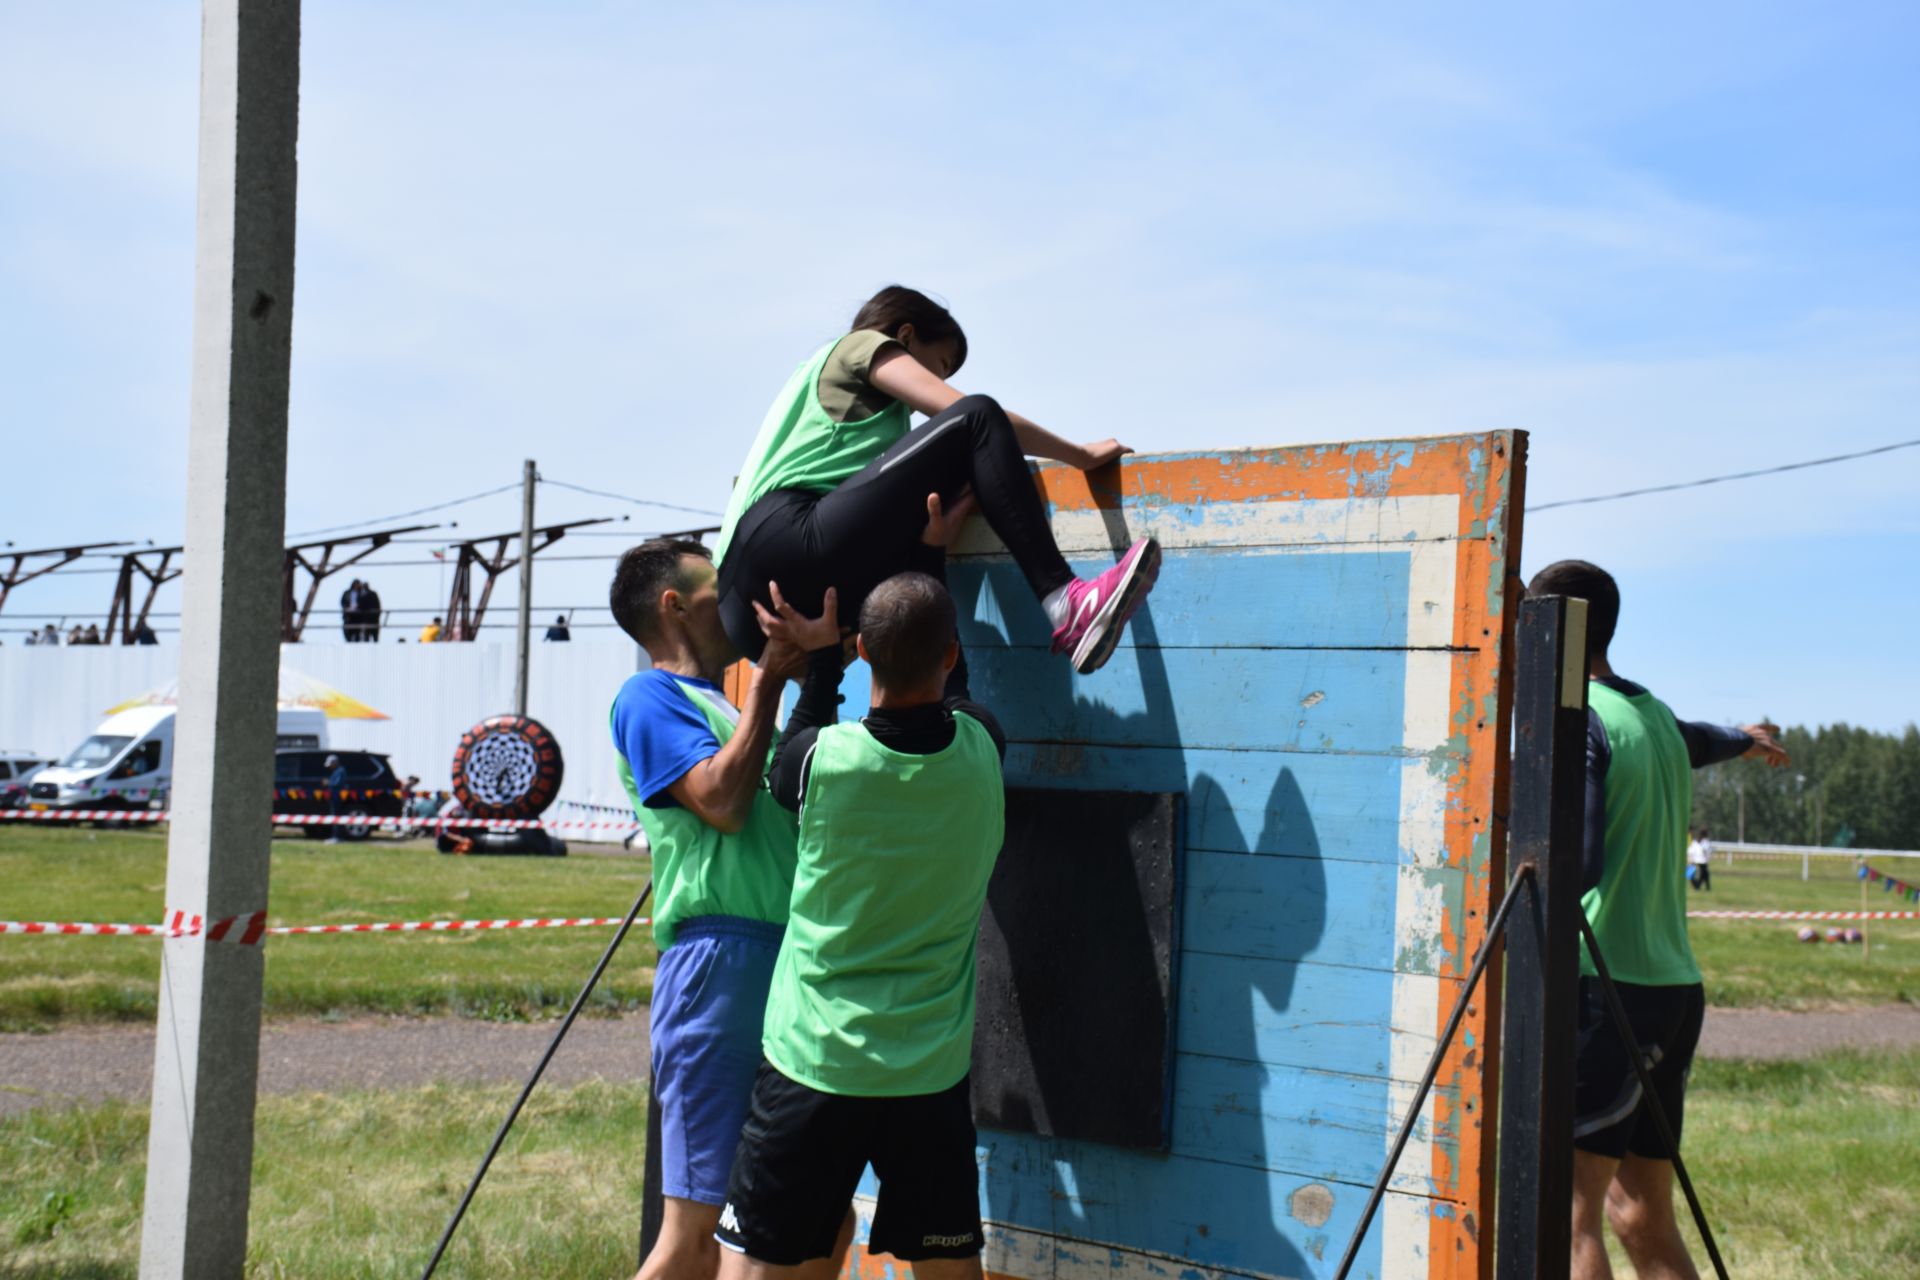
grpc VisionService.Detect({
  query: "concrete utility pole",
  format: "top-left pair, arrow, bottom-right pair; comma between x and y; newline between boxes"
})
139,3 -> 299,1277
514,458 -> 536,716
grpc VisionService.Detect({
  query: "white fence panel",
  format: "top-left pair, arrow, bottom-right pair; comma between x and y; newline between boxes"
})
0,641 -> 645,808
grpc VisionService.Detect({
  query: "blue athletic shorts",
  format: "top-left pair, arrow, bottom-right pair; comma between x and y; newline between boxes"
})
651,915 -> 784,1205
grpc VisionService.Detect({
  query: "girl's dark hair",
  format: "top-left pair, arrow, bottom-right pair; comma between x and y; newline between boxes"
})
851,286 -> 967,373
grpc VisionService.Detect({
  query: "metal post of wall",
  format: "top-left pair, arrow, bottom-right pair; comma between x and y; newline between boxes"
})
1495,594 -> 1590,1278
514,459 -> 535,716
138,2 -> 299,1276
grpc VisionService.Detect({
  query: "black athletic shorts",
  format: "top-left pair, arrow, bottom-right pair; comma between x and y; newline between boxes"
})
715,1058 -> 983,1265
1573,978 -> 1706,1161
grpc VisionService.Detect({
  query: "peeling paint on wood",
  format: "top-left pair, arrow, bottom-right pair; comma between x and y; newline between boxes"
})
838,434 -> 1520,1280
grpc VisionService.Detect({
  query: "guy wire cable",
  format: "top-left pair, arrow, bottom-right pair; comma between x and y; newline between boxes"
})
420,877 -> 654,1280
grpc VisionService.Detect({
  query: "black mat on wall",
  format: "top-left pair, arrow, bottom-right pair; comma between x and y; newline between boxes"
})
641,786 -> 1182,1261
970,786 -> 1182,1150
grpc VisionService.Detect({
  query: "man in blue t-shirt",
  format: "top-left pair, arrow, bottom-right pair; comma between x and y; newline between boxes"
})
610,538 -> 840,1280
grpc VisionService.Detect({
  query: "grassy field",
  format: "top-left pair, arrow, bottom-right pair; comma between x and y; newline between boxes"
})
3,1052 -> 1917,1278
1686,851 -> 1920,1008
0,827 -> 658,1032
1608,1050 -> 1920,1278
3,827 -> 1914,1030
0,1080 -> 648,1278
3,829 -> 1917,1275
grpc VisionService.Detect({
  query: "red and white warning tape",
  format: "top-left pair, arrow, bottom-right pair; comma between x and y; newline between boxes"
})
1688,910 -> 1920,920
0,913 -> 650,944
3,809 -> 168,823
0,810 -> 641,832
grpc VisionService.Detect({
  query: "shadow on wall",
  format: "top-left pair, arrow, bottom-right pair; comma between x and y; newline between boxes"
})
950,541 -> 1331,1278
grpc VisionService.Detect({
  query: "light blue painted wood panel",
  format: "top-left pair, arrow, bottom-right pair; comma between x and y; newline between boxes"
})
1184,849 -> 1464,977
1176,951 -> 1463,1082
965,647 -> 1419,755
1011,1129 -> 1448,1280
948,549 -> 1419,653
1007,743 -> 1411,864
1170,1052 -> 1455,1194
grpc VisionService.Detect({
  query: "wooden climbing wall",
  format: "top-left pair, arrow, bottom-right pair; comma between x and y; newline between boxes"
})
842,432 -> 1525,1280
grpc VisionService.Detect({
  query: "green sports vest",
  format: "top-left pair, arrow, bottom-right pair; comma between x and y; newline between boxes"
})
762,713 -> 1005,1097
713,338 -> 913,566
614,680 -> 799,950
1582,681 -> 1700,986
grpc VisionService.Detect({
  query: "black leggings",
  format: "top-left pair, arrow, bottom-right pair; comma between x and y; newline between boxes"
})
718,394 -> 1075,663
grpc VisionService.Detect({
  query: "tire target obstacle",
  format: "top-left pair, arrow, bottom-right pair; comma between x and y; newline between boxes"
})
447,714 -> 567,855
851,436 -> 1525,1280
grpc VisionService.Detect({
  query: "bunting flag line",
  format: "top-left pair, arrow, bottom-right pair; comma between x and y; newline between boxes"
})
1857,859 -> 1920,904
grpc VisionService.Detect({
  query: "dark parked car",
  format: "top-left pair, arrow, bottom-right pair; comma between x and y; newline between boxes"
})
274,748 -> 405,840
0,753 -> 53,810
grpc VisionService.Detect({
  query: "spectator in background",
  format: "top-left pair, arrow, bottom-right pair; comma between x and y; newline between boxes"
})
340,581 -> 361,642
324,754 -> 347,844
420,617 -> 444,643
82,624 -> 102,645
363,582 -> 383,642
24,627 -> 41,646
66,625 -> 85,645
38,624 -> 59,646
545,614 -> 571,642
133,620 -> 159,645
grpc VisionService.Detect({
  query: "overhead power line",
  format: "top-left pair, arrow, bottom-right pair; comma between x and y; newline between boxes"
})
1528,436 -> 1920,513
539,477 -> 722,517
286,482 -> 523,539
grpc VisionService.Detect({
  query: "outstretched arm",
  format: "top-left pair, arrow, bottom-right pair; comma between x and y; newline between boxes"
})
868,347 -> 1131,469
1675,718 -> 1789,770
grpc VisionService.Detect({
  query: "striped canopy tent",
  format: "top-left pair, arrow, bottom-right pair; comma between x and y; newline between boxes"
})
107,665 -> 389,720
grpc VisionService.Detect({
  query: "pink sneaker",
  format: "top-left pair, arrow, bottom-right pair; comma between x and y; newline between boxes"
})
1050,538 -> 1162,674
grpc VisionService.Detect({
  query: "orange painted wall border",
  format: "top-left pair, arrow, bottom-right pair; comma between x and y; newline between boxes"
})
793,432 -> 1526,1280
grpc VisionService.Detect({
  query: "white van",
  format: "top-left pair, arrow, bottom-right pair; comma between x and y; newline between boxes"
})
27,706 -> 328,811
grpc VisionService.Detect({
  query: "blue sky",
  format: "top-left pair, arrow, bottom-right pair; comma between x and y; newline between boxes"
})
2,2 -> 1915,730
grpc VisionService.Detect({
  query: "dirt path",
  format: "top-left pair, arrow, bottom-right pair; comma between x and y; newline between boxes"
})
0,1015 -> 650,1117
5,1005 -> 1918,1117
1694,1003 -> 1920,1061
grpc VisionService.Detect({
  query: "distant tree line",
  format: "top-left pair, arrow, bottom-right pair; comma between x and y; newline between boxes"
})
1692,723 -> 1920,851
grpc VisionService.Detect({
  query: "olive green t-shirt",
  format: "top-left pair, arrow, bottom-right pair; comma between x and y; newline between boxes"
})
816,330 -> 903,424
761,713 -> 1006,1097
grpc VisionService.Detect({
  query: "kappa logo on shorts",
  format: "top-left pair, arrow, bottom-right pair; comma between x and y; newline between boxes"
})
922,1232 -> 978,1248
718,1203 -> 742,1234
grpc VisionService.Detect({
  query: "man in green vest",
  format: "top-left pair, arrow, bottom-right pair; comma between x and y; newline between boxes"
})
610,539 -> 842,1280
714,572 -> 1007,1280
1528,561 -> 1788,1280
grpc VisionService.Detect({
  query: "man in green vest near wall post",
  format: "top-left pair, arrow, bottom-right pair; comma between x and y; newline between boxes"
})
610,538 -> 843,1280
715,571 -> 1008,1280
1528,561 -> 1789,1280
